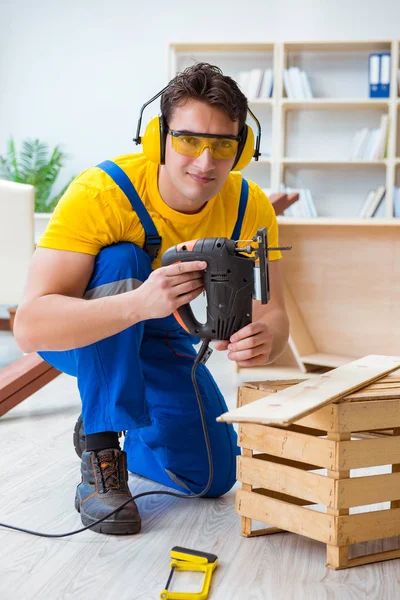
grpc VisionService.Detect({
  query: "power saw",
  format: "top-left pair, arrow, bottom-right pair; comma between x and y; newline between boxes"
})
161,227 -> 291,340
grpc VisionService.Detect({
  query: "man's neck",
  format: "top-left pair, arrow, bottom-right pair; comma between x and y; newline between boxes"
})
157,165 -> 207,215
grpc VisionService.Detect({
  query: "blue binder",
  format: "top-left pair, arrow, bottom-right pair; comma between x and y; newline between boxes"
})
369,53 -> 380,98
379,52 -> 391,98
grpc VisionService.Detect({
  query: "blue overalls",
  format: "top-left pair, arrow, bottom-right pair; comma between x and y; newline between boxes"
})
39,161 -> 249,498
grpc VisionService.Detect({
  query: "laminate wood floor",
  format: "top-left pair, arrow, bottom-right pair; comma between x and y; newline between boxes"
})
1,347 -> 399,600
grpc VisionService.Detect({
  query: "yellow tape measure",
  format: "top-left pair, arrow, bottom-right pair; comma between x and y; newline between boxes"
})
160,546 -> 218,600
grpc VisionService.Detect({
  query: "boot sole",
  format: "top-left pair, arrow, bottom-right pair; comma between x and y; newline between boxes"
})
73,414 -> 85,459
75,494 -> 141,535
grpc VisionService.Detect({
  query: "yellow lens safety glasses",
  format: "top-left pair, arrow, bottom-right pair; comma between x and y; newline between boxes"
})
168,129 -> 240,160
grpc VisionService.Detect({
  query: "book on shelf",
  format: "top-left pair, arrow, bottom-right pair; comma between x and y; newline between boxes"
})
237,68 -> 273,100
283,67 -> 313,99
369,53 -> 391,98
359,186 -> 386,218
348,115 -> 389,160
280,186 -> 318,218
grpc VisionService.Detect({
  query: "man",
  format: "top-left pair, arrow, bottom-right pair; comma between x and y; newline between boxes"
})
14,63 -> 289,535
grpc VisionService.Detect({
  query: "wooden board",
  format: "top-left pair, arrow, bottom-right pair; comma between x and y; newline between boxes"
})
217,355 -> 400,426
0,353 -> 60,417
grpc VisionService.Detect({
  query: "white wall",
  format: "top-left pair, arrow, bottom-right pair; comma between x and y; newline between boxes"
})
1,0 -> 400,193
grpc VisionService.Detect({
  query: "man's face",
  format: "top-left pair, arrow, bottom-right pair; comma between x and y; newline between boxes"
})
161,99 -> 240,212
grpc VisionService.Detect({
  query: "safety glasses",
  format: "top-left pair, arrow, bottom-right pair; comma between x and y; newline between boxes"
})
168,129 -> 240,160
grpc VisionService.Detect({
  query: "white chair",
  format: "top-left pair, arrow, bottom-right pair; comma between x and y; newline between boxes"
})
0,179 -> 35,306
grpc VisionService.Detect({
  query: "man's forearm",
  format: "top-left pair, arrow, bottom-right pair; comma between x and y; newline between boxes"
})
254,305 -> 290,364
14,290 -> 143,353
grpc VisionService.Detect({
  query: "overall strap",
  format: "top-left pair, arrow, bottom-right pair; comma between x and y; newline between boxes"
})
231,177 -> 249,240
96,159 -> 161,260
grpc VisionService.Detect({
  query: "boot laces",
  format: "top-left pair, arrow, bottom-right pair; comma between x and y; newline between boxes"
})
96,452 -> 123,492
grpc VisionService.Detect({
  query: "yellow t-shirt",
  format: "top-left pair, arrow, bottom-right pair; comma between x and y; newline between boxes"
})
37,153 -> 282,269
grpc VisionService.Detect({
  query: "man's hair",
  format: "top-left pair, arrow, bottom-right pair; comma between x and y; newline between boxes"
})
161,62 -> 248,132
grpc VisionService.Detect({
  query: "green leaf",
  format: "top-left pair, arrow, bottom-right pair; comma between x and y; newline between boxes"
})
0,137 -> 71,212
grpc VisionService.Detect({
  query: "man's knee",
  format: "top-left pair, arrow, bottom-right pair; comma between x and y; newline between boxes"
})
189,440 -> 239,498
86,242 -> 152,295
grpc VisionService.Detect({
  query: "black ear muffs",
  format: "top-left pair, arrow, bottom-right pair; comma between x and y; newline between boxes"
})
231,125 -> 256,171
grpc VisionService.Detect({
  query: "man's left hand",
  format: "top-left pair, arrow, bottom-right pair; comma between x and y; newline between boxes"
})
214,321 -> 273,367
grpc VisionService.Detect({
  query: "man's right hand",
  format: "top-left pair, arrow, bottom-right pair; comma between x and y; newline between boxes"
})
135,261 -> 207,320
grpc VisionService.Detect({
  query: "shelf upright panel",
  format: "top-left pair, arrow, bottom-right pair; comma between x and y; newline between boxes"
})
385,40 -> 400,216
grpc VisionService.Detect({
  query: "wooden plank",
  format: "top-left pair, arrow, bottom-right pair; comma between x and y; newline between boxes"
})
0,317 -> 10,331
344,389 -> 400,401
0,354 -> 60,417
238,455 -> 334,506
364,382 -> 400,390
295,406 -> 337,432
240,448 -> 253,536
336,400 -> 400,432
241,379 -> 304,391
337,508 -> 400,545
344,549 -> 400,569
237,387 -> 274,407
0,368 -> 61,417
218,355 -> 400,426
236,489 -> 336,545
238,424 -> 336,469
0,353 -> 51,402
337,437 -> 400,470
391,428 -> 400,509
238,382 -> 337,432
301,353 -> 354,368
337,473 -> 400,508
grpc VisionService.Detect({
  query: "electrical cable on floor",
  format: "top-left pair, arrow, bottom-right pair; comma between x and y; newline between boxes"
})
0,339 -> 213,539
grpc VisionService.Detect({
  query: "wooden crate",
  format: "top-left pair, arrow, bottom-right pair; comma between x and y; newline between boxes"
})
236,377 -> 400,569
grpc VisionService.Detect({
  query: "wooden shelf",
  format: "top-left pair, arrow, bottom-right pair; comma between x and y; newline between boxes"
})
281,99 -> 390,110
277,216 -> 400,226
169,42 -> 274,53
249,99 -> 274,106
282,159 -> 387,167
283,40 -> 392,52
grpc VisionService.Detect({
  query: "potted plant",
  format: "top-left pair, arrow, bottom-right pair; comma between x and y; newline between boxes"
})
0,137 -> 74,237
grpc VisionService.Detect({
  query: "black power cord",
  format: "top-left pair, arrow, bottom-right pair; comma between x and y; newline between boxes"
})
0,339 -> 213,539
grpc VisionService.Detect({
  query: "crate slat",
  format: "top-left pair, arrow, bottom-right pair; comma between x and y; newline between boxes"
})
336,399 -> 400,432
236,489 -> 336,545
337,473 -> 400,508
337,437 -> 400,469
239,424 -> 336,469
337,509 -> 400,545
238,455 -> 334,506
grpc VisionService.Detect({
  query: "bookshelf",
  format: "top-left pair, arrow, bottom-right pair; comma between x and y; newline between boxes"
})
168,41 -> 400,371
168,40 -> 400,220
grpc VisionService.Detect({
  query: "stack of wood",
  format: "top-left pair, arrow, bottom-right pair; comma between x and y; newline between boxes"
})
218,355 -> 400,570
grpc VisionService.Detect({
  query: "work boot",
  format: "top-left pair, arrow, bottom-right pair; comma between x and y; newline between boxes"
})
75,448 -> 141,535
73,413 -> 86,458
73,413 -> 126,459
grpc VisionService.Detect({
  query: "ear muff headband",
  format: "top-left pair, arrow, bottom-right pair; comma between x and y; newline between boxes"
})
134,86 -> 261,170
